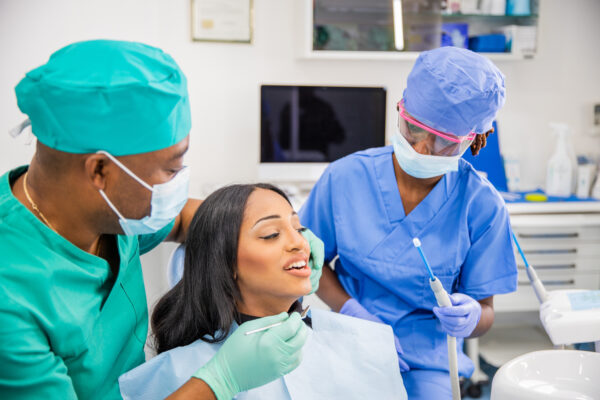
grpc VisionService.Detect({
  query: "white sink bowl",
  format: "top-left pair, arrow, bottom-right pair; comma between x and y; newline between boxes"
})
491,350 -> 600,400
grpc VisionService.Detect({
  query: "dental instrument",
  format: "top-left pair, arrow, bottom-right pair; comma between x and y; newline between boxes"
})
245,306 -> 311,336
412,238 -> 461,400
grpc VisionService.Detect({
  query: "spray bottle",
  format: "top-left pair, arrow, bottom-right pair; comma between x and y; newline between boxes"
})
545,123 -> 574,197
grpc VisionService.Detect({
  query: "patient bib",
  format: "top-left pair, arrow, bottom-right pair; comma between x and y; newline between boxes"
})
119,309 -> 406,399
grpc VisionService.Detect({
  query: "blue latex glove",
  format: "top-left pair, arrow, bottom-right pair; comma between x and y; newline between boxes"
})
301,228 -> 324,294
433,293 -> 482,338
194,312 -> 308,400
340,298 -> 410,372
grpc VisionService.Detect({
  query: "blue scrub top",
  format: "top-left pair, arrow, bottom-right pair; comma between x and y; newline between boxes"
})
299,146 -> 518,376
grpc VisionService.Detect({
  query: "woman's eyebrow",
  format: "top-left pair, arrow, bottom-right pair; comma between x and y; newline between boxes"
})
252,215 -> 280,228
252,211 -> 298,228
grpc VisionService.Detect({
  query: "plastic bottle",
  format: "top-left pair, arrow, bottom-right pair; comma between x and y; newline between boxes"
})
545,123 -> 573,197
592,160 -> 600,200
576,156 -> 596,199
503,156 -> 521,192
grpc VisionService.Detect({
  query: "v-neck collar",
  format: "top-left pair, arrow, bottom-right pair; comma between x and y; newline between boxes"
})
374,148 -> 454,225
2,166 -> 127,279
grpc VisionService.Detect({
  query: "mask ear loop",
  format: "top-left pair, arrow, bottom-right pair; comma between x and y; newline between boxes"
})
98,189 -> 127,221
96,150 -> 153,191
98,188 -> 134,235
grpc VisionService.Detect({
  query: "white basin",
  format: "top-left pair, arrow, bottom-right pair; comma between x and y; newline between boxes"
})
491,350 -> 600,400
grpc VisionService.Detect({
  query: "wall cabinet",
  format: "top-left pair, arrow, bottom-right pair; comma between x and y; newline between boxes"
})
299,0 -> 539,61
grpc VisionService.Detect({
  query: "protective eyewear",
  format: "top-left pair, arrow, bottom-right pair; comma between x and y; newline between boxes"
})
397,100 -> 475,157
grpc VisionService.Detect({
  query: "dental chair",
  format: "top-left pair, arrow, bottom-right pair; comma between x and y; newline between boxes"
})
167,244 -> 185,288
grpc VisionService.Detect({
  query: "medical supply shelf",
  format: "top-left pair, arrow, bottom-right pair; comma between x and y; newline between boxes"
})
496,201 -> 600,313
297,50 -> 526,61
298,0 -> 539,61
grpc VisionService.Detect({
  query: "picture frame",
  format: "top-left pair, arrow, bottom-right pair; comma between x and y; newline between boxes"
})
191,0 -> 253,43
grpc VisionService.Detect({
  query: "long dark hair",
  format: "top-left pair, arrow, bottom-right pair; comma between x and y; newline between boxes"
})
151,183 -> 291,354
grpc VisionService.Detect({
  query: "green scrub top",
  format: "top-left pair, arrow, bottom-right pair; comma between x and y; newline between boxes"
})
0,166 -> 175,399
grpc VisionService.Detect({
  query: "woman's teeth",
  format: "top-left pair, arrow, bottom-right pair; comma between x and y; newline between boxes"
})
285,261 -> 307,270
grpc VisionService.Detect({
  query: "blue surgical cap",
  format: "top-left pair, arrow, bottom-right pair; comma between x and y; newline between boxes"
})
15,40 -> 191,156
402,47 -> 505,136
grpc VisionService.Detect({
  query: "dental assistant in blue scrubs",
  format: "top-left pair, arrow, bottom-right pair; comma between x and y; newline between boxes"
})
299,47 -> 518,399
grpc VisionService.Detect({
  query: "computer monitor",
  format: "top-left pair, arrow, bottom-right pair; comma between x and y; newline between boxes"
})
259,85 -> 386,181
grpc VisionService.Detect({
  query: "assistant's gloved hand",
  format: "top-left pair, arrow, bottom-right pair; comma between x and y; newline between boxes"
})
193,312 -> 309,400
340,298 -> 410,372
301,228 -> 324,294
433,293 -> 482,338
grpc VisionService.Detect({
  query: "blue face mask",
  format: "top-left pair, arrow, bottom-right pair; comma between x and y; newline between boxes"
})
97,151 -> 190,236
391,128 -> 461,179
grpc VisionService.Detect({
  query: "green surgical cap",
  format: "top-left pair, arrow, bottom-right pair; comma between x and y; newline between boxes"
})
15,40 -> 191,156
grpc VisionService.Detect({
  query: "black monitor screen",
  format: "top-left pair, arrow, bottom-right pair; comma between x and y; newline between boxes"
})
261,85 -> 386,163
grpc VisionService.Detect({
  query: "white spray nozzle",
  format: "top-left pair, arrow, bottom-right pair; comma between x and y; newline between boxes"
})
412,238 -> 421,247
549,122 -> 570,136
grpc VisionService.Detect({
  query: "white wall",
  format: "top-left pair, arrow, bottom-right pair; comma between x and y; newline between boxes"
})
2,0 -> 599,312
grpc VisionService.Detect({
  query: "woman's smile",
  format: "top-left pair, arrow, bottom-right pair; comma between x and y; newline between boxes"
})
283,256 -> 311,277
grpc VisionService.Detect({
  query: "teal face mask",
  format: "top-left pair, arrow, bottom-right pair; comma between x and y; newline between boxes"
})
97,151 -> 189,236
391,128 -> 460,179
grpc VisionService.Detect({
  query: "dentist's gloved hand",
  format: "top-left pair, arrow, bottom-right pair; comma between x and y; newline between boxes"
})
301,228 -> 324,294
433,293 -> 482,338
340,298 -> 410,372
193,312 -> 309,400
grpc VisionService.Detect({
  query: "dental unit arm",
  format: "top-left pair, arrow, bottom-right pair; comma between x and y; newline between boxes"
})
511,232 -> 547,304
512,231 -> 600,350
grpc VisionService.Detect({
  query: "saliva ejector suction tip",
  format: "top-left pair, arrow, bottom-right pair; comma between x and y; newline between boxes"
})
412,237 -> 435,281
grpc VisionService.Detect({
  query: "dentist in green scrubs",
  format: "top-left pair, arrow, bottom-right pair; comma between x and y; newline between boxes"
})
0,40 -> 323,400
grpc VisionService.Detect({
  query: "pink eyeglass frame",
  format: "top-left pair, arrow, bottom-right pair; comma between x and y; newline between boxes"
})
397,100 -> 476,143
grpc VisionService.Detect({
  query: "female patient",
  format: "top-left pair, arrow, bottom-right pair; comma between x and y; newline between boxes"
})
119,184 -> 406,399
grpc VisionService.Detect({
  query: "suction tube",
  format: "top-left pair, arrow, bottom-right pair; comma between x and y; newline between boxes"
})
511,232 -> 548,303
413,238 -> 461,400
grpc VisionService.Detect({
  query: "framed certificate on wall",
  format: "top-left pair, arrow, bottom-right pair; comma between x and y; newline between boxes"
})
191,0 -> 253,43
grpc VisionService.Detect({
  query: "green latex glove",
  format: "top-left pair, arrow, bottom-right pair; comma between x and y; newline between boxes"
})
301,228 -> 325,294
193,312 -> 308,400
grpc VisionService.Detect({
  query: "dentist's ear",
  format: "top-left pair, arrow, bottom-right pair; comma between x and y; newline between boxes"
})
84,153 -> 111,191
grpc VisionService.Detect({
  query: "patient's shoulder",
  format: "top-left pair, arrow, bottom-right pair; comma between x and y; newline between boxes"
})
119,338 -> 223,400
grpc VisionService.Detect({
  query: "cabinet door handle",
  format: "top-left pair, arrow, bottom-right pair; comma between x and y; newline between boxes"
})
532,264 -> 576,270
543,279 -> 576,286
524,248 -> 577,255
518,232 -> 579,239
518,279 -> 575,286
